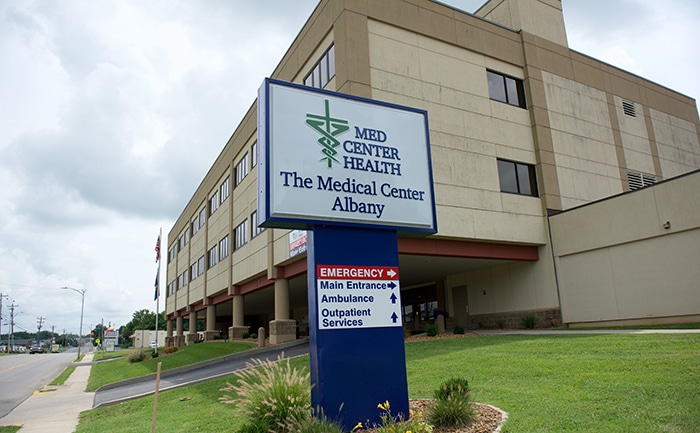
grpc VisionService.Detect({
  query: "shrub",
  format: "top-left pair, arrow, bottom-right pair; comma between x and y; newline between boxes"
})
127,350 -> 147,363
152,351 -> 159,358
521,314 -> 537,329
427,395 -> 474,428
425,324 -> 438,337
286,412 -> 345,433
164,346 -> 178,354
496,320 -> 505,329
241,332 -> 250,339
433,377 -> 471,401
250,333 -> 257,339
219,354 -> 312,433
428,377 -> 474,428
453,325 -> 464,335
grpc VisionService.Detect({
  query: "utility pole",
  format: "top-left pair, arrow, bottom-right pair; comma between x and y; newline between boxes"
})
9,301 -> 18,352
0,293 -> 7,351
37,316 -> 45,345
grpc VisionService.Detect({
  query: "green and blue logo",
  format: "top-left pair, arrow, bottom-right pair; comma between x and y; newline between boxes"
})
306,100 -> 349,168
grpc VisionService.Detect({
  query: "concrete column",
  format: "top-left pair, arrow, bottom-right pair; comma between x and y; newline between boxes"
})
274,278 -> 290,320
165,319 -> 174,347
229,294 -> 248,340
270,278 -> 296,344
186,311 -> 198,345
204,304 -> 218,341
175,316 -> 185,347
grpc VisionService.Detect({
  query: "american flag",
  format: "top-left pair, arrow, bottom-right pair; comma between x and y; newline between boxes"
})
155,232 -> 161,263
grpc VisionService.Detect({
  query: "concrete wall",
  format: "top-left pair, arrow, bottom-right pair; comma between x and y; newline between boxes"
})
550,171 -> 700,326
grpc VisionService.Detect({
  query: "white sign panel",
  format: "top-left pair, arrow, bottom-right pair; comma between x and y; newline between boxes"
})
316,265 -> 402,330
258,78 -> 437,234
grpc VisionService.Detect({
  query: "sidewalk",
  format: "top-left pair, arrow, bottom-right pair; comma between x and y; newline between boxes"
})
0,352 -> 95,433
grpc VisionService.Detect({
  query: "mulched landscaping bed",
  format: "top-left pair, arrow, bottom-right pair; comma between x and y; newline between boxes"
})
359,400 -> 507,433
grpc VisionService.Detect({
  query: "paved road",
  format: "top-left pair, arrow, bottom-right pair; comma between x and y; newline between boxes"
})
93,339 -> 310,408
0,348 -> 79,418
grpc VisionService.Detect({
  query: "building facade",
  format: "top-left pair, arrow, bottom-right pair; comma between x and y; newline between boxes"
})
164,0 -> 700,345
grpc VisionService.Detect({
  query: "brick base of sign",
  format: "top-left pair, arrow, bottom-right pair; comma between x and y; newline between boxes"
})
465,308 -> 562,330
269,319 -> 297,344
228,326 -> 250,341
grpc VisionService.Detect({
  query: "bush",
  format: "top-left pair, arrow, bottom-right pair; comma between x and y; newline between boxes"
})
286,413 -> 345,433
250,333 -> 258,339
427,395 -> 475,428
219,354 -> 312,433
164,346 -> 178,354
425,324 -> 438,337
428,377 -> 474,428
241,332 -> 250,339
433,377 -> 471,401
127,350 -> 147,363
453,325 -> 464,335
521,314 -> 537,329
152,351 -> 159,358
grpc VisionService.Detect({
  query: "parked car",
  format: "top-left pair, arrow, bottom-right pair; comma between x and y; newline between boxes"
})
149,341 -> 157,348
29,345 -> 46,354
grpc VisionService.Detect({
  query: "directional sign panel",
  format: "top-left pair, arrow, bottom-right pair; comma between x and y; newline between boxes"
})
316,265 -> 401,330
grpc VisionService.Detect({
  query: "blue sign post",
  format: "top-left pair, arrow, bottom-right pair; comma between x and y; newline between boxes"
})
307,225 -> 408,429
258,78 -> 436,431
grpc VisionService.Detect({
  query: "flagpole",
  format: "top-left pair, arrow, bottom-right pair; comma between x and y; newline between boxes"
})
154,228 -> 162,353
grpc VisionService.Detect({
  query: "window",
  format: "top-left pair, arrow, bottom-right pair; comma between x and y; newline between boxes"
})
497,159 -> 538,197
251,211 -> 265,238
234,220 -> 248,250
304,45 -> 335,89
192,215 -> 199,236
178,270 -> 188,290
199,207 -> 206,228
168,245 -> 178,262
235,153 -> 249,186
220,176 -> 230,203
487,70 -> 526,108
251,141 -> 258,168
178,229 -> 189,250
190,261 -> 198,282
197,256 -> 205,276
219,235 -> 229,261
207,245 -> 218,269
209,191 -> 219,215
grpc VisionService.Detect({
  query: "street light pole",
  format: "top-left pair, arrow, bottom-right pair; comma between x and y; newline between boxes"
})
61,287 -> 86,360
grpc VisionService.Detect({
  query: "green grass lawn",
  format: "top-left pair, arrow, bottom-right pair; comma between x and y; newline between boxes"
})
73,334 -> 699,433
86,341 -> 256,391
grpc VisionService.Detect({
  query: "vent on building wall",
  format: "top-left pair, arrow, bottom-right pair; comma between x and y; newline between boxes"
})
627,171 -> 656,190
622,100 -> 636,117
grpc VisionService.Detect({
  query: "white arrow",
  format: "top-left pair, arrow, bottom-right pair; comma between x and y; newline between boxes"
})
387,269 -> 397,278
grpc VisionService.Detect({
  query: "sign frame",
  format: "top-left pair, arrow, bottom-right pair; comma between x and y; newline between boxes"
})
257,78 -> 437,236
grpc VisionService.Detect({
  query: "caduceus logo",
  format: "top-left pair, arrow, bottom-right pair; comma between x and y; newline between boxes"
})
306,99 -> 349,168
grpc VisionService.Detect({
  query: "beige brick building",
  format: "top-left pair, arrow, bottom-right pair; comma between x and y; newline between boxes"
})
164,0 -> 700,345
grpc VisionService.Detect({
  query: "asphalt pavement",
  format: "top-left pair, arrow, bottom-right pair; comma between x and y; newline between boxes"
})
0,352 -> 96,433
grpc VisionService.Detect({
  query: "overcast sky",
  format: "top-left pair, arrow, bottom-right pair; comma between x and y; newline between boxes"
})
1,0 -> 698,339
